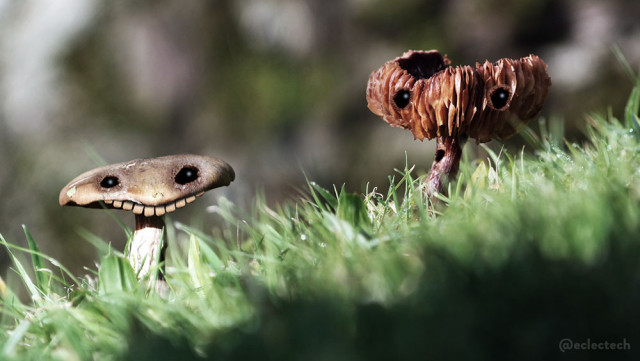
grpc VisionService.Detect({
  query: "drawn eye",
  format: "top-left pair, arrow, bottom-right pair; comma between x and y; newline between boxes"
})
489,88 -> 511,110
393,90 -> 411,108
175,166 -> 199,185
100,176 -> 119,188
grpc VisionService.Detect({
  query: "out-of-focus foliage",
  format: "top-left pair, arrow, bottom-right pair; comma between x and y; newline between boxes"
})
0,0 -> 639,278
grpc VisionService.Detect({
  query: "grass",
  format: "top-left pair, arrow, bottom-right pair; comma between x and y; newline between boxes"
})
1,79 -> 640,360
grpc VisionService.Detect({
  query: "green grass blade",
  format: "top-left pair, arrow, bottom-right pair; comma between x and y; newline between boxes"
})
22,225 -> 50,295
310,181 -> 339,210
177,224 -> 228,270
98,255 -> 137,294
76,228 -> 121,258
624,80 -> 640,133
188,233 -> 207,292
0,235 -> 42,302
82,142 -> 108,166
1,319 -> 31,358
0,238 -> 81,287
337,191 -> 372,235
612,44 -> 637,82
0,275 -> 23,309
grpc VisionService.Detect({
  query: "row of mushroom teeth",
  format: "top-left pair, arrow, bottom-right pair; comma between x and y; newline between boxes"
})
103,191 -> 205,217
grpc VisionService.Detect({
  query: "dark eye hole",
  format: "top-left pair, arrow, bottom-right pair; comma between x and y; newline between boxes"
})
100,176 -> 119,188
393,90 -> 411,108
175,166 -> 199,185
490,88 -> 511,109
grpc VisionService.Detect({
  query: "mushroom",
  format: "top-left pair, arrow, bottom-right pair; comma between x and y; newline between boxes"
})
366,50 -> 551,201
59,154 -> 235,281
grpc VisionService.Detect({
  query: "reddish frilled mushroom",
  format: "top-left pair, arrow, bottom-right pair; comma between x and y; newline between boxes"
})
59,154 -> 235,280
366,50 -> 551,200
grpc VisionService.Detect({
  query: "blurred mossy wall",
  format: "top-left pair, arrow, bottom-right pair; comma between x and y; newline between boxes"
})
0,0 -> 639,274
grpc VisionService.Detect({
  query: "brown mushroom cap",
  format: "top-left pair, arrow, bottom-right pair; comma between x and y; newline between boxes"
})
366,50 -> 551,143
59,154 -> 235,217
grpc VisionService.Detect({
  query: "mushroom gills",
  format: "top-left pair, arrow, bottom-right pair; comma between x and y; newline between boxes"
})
105,191 -> 206,217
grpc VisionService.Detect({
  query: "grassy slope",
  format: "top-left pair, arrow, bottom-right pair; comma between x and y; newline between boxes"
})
1,82 -> 640,360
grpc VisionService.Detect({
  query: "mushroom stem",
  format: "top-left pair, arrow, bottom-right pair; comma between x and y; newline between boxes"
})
129,215 -> 166,281
425,136 -> 465,204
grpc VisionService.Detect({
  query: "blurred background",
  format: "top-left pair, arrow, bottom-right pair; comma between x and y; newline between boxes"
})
0,0 -> 639,275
